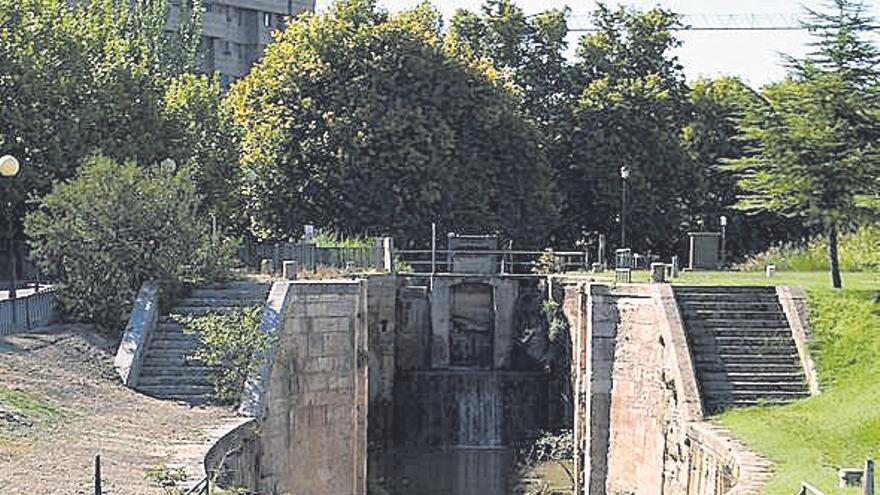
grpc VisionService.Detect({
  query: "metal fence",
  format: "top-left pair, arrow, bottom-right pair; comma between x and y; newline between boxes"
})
395,249 -> 590,275
0,286 -> 60,335
240,242 -> 378,273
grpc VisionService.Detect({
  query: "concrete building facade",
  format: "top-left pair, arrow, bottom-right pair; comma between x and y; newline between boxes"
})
169,0 -> 316,85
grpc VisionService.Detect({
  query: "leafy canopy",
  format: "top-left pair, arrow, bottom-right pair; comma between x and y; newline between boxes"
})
228,0 -> 557,246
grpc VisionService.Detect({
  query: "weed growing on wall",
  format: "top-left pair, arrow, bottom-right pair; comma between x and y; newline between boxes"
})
175,306 -> 272,404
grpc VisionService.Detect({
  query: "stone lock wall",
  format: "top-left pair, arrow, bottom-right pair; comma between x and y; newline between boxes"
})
256,281 -> 368,495
563,280 -> 766,495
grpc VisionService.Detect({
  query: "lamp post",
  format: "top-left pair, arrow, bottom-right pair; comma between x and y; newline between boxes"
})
620,165 -> 631,248
720,215 -> 728,268
1,155 -> 21,306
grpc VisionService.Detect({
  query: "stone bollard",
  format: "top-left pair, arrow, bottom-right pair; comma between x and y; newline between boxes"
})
671,255 -> 680,278
650,262 -> 667,283
260,258 -> 274,275
591,262 -> 603,273
282,261 -> 298,280
766,264 -> 776,278
864,459 -> 875,495
841,468 -> 863,488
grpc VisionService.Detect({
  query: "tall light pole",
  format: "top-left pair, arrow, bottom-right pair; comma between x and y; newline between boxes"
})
1,155 -> 21,305
620,165 -> 630,248
720,215 -> 728,268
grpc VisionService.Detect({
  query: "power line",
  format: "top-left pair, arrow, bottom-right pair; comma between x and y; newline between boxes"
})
568,12 -> 812,32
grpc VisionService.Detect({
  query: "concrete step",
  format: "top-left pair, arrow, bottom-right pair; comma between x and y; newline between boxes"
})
688,327 -> 793,338
686,319 -> 790,329
712,345 -> 799,355
682,310 -> 788,321
166,307 -> 250,317
142,355 -> 205,367
175,297 -> 265,308
674,286 -> 776,294
188,287 -> 268,300
675,293 -> 780,303
700,380 -> 807,393
146,340 -> 200,351
140,366 -> 212,376
138,374 -> 212,386
679,301 -> 783,312
696,356 -> 802,373
701,371 -> 806,382
691,335 -> 796,347
195,281 -> 267,290
150,332 -> 200,342
136,384 -> 214,396
694,353 -> 801,365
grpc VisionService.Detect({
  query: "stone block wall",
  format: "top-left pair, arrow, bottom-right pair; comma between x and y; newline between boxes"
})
562,280 -> 767,495
257,281 -> 368,495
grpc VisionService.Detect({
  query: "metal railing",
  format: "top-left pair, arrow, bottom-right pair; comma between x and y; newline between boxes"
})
0,285 -> 59,335
394,248 -> 590,274
797,482 -> 827,495
240,242 -> 377,273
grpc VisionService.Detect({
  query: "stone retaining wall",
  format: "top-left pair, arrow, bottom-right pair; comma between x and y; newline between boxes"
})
562,279 -> 771,495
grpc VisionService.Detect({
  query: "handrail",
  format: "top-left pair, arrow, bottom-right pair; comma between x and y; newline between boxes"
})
185,476 -> 209,495
797,481 -> 827,495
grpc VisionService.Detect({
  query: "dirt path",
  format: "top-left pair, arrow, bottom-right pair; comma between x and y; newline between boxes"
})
0,325 -> 236,495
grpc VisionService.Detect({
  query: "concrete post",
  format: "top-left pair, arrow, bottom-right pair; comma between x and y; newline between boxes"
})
598,234 -> 606,270
650,262 -> 666,283
382,237 -> 394,272
864,459 -> 875,495
283,261 -> 298,280
260,258 -> 274,275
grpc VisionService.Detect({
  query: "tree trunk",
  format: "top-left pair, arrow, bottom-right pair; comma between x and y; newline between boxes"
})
828,224 -> 842,289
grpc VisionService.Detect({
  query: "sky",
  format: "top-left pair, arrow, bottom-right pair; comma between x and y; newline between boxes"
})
315,0 -> 880,88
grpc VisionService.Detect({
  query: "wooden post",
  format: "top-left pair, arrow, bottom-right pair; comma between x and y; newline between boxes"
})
864,459 -> 875,495
94,454 -> 101,495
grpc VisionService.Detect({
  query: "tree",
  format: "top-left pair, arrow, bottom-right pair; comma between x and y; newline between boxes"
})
684,77 -> 811,257
564,4 -> 696,255
24,155 -> 217,332
730,0 -> 880,288
163,74 -> 243,230
0,0 -> 203,238
229,0 -> 557,246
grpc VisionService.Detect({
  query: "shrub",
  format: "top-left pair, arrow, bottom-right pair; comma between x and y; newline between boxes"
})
24,155 -> 220,333
737,224 -> 880,272
176,305 -> 271,404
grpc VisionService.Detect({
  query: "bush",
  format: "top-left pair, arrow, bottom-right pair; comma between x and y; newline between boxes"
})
175,306 -> 270,404
737,224 -> 880,272
24,155 -> 221,333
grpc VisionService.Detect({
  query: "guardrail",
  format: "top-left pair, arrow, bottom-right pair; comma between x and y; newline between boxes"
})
240,242 -> 377,273
797,482 -> 827,495
395,249 -> 589,274
0,286 -> 59,335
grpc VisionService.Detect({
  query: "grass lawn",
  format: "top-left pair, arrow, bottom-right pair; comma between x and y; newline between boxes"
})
583,269 -> 878,292
716,288 -> 880,494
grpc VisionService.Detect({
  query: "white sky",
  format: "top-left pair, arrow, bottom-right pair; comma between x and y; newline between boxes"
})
314,0 -> 880,88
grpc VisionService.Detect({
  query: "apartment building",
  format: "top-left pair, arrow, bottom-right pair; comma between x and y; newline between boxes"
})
170,0 -> 316,86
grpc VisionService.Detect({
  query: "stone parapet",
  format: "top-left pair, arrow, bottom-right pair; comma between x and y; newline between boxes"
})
114,281 -> 159,387
777,286 -> 821,396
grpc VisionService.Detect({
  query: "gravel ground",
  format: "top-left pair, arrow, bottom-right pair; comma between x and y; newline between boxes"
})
0,325 -> 235,495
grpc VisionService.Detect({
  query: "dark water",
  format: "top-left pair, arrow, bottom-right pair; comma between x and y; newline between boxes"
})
369,448 -> 515,495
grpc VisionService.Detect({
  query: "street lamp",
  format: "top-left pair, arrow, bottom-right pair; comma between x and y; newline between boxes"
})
620,165 -> 631,248
720,215 -> 728,268
1,155 -> 21,305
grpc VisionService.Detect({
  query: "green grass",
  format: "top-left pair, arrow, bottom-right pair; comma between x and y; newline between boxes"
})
716,289 -> 880,494
0,385 -> 60,454
584,269 -> 879,292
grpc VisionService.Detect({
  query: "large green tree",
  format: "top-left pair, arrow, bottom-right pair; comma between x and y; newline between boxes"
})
0,0 -> 203,237
565,4 -> 696,255
730,0 -> 880,288
229,0 -> 556,246
684,77 -> 811,257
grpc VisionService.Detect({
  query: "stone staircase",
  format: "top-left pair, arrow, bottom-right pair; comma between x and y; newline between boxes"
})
136,281 -> 270,404
674,286 -> 809,414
